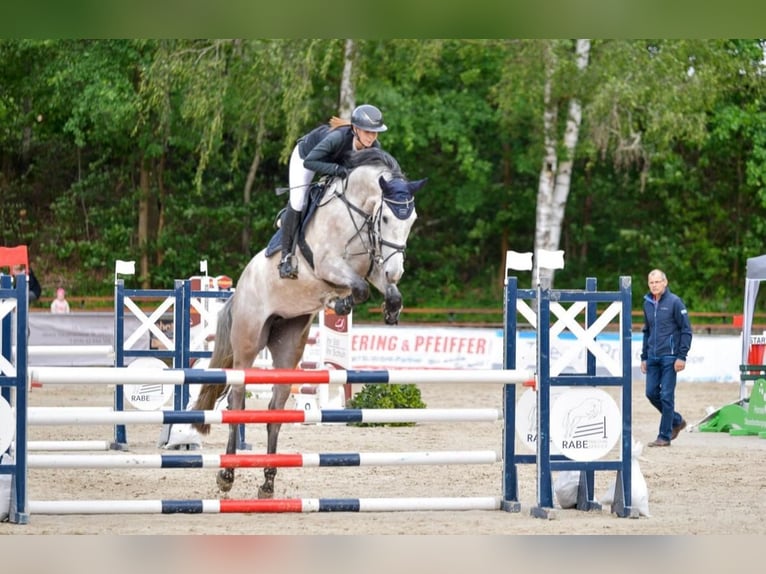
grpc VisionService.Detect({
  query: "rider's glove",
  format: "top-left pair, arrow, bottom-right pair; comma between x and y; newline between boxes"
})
334,165 -> 348,179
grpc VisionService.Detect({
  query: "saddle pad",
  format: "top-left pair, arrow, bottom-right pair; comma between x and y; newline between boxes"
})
265,229 -> 282,258
265,181 -> 327,258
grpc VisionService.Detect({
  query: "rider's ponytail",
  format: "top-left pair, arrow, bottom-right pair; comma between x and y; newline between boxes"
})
329,116 -> 351,130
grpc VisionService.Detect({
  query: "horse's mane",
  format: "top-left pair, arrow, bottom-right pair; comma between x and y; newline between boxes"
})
346,148 -> 404,179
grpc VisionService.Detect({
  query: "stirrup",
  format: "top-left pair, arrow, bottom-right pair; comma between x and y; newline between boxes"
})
279,254 -> 298,279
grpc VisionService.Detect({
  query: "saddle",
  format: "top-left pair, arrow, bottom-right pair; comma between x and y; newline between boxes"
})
266,179 -> 332,270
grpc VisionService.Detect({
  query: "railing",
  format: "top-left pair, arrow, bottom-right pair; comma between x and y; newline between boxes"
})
32,297 -> 766,334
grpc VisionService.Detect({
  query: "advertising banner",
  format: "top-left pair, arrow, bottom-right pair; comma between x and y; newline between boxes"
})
26,313 -> 746,382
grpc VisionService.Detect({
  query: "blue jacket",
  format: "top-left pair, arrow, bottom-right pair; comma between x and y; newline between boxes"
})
640,287 -> 693,361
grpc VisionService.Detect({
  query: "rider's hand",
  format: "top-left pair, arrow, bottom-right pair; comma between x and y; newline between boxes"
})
335,165 -> 348,179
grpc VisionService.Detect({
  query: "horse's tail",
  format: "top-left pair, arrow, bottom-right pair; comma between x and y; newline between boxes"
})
191,294 -> 235,435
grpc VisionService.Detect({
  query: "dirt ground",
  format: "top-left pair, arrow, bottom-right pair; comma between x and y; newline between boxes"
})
3,378 -> 765,535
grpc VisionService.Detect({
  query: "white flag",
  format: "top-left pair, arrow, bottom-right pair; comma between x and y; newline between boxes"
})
536,249 -> 565,270
115,260 -> 136,275
200,260 -> 208,274
505,250 -> 533,272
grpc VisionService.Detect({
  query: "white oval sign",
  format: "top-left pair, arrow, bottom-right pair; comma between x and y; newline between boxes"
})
514,386 -> 570,454
124,357 -> 174,411
549,387 -> 622,461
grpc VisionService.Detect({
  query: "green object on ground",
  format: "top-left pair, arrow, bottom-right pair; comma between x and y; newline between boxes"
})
698,378 -> 766,437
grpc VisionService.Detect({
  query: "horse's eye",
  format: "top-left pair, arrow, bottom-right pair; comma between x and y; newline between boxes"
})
382,215 -> 389,224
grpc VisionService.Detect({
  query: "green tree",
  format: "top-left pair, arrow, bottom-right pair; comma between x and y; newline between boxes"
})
3,39 -> 766,315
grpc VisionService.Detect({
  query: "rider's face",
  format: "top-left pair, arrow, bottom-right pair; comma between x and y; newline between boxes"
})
354,128 -> 379,149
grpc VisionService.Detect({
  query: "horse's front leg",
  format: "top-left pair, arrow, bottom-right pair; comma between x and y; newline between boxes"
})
383,283 -> 403,325
258,383 -> 292,499
333,277 -> 370,315
216,385 -> 245,493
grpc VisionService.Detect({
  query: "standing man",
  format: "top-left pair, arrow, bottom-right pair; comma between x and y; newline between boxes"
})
640,269 -> 693,447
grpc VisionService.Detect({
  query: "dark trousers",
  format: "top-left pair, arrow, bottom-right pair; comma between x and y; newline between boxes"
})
645,355 -> 684,441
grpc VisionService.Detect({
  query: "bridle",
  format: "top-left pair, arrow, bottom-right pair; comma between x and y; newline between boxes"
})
332,179 -> 413,278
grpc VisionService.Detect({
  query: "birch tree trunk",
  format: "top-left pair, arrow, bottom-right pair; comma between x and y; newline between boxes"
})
533,39 -> 591,288
338,39 -> 356,118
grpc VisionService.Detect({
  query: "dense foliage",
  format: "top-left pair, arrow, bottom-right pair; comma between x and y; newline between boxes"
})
2,39 -> 766,317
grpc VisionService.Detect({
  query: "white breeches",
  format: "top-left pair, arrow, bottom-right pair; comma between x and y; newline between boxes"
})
288,145 -> 315,211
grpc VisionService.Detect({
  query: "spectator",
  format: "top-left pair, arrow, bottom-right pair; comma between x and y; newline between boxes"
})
11,263 -> 42,302
50,287 -> 70,314
640,269 -> 693,447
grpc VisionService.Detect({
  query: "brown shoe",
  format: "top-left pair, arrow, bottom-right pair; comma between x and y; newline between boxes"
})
671,419 -> 687,441
648,438 -> 670,447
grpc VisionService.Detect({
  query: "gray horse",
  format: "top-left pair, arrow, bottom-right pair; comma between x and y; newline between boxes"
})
192,148 -> 426,497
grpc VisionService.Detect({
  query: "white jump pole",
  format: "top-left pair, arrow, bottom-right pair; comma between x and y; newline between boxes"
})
26,345 -> 115,359
25,441 -> 111,452
27,450 -> 500,469
26,407 -> 502,426
29,496 -> 503,515
29,367 -> 537,386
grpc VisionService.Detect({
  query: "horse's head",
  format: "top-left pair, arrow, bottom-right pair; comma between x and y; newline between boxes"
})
342,148 -> 426,288
372,174 -> 426,285
318,148 -> 427,324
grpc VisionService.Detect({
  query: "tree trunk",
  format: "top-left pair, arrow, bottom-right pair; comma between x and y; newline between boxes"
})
156,154 -> 166,267
138,159 -> 150,288
338,39 -> 356,118
534,39 -> 591,289
534,41 -> 559,289
498,140 -> 512,289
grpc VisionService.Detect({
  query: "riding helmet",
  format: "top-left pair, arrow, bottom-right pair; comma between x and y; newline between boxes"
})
351,104 -> 388,132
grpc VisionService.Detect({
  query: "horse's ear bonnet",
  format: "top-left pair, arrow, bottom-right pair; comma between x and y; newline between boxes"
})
379,175 -> 421,220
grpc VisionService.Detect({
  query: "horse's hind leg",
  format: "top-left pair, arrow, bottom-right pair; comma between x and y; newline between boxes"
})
258,314 -> 313,499
216,308 -> 263,494
217,384 -> 246,493
258,383 -> 292,499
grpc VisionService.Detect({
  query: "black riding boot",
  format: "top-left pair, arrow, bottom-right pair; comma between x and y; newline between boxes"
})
278,206 -> 301,279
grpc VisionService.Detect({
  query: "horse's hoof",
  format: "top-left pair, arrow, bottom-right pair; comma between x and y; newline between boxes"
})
258,484 -> 275,499
216,470 -> 234,493
384,306 -> 401,325
384,311 -> 400,325
334,296 -> 353,315
383,292 -> 402,325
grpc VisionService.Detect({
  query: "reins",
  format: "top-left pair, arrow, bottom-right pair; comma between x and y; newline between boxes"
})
331,177 -> 411,279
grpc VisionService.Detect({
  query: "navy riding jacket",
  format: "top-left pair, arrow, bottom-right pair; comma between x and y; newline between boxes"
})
640,287 -> 693,361
297,124 -> 380,177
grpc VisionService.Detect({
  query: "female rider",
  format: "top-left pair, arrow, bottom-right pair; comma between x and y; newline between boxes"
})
279,104 -> 388,279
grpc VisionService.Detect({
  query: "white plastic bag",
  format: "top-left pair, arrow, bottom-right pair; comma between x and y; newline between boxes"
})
554,470 -> 582,509
0,452 -> 12,521
600,439 -> 650,517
